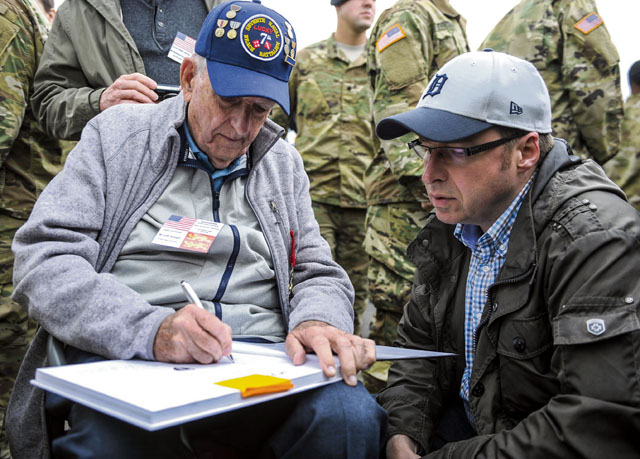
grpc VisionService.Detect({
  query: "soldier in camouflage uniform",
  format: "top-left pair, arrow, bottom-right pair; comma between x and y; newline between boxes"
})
271,0 -> 376,335
0,0 -> 65,456
605,61 -> 640,210
363,0 -> 469,391
481,0 -> 623,164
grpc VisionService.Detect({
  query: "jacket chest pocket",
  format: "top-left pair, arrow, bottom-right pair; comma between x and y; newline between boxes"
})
495,313 -> 558,415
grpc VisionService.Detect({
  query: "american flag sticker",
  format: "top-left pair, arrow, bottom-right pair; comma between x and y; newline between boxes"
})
376,25 -> 406,53
574,12 -> 604,35
152,215 -> 224,253
168,32 -> 197,64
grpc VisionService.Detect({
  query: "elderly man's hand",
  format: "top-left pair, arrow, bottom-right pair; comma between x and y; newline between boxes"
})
285,320 -> 375,386
153,304 -> 232,363
99,73 -> 159,111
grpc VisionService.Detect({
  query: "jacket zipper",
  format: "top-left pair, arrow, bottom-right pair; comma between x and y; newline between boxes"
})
472,262 -> 536,353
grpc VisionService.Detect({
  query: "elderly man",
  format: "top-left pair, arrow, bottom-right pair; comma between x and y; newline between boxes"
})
375,50 -> 640,458
5,2 -> 386,458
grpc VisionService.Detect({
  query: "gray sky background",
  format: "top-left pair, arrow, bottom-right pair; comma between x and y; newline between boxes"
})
53,0 -> 637,98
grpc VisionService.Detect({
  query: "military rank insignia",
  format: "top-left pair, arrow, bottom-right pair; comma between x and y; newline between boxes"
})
240,14 -> 284,61
574,12 -> 604,35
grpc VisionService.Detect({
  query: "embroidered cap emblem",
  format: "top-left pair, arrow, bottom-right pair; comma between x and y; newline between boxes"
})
586,318 -> 606,336
423,74 -> 448,98
241,14 -> 283,61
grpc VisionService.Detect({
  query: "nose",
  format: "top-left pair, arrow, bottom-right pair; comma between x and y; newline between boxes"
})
421,153 -> 447,186
228,104 -> 251,137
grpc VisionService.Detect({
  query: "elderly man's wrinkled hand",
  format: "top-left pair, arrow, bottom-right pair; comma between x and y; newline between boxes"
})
153,304 -> 232,364
100,72 -> 158,111
285,320 -> 376,386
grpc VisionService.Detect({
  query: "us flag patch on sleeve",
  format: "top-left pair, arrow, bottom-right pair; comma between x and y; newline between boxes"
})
574,12 -> 604,34
377,25 -> 406,52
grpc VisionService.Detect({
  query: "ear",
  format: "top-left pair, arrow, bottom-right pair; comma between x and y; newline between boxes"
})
180,58 -> 197,103
516,132 -> 540,172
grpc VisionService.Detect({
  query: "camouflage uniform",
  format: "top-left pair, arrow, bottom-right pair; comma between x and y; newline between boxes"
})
364,0 -> 469,390
481,0 -> 623,164
271,35 -> 374,335
605,93 -> 640,210
0,1 -> 65,456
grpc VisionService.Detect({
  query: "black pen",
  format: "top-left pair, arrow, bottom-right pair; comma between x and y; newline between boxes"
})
180,280 -> 234,363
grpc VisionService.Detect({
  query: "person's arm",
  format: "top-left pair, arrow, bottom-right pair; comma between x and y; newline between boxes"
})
276,140 -> 372,384
30,8 -> 157,141
560,0 -> 623,164
425,191 -> 640,458
0,3 -> 32,167
11,117 -> 173,361
376,261 -> 447,454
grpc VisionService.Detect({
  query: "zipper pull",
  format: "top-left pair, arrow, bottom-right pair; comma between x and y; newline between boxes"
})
289,230 -> 295,296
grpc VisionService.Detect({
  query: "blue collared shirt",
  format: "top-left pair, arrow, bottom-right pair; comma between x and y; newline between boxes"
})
184,122 -> 245,193
455,172 -> 537,425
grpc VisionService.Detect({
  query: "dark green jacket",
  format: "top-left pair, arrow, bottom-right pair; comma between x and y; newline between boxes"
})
30,0 -> 217,141
378,140 -> 640,458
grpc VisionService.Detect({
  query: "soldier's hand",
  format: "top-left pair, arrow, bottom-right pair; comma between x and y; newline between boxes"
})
99,73 -> 158,111
285,320 -> 375,386
153,304 -> 232,364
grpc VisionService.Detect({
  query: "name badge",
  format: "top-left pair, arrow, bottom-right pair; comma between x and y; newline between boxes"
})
168,32 -> 196,64
152,215 -> 223,253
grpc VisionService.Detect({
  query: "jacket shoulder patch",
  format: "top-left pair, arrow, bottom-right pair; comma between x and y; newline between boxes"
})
573,12 -> 604,35
376,24 -> 406,53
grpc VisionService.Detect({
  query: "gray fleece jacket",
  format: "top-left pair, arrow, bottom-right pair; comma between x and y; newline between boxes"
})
6,93 -> 354,459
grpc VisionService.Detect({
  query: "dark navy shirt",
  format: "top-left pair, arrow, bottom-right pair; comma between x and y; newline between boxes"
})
121,0 -> 208,85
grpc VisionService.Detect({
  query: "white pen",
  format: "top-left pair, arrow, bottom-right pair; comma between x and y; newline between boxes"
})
180,280 -> 234,363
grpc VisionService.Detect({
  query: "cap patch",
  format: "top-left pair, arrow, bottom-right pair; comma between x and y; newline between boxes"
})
241,14 -> 283,61
422,74 -> 448,98
376,25 -> 406,53
510,101 -> 523,115
574,12 -> 603,35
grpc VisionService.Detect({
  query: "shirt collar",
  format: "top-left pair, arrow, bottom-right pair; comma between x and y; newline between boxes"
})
454,171 -> 537,256
184,121 -> 246,191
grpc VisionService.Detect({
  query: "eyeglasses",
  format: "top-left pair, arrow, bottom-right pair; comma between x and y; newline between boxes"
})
408,134 -> 524,164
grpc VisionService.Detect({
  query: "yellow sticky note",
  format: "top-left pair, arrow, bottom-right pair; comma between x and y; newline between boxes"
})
216,374 -> 294,398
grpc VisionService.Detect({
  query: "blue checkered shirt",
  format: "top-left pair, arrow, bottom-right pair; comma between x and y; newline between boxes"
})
454,173 -> 536,425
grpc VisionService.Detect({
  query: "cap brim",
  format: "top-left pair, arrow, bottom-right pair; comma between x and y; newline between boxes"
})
376,107 -> 493,142
206,60 -> 290,115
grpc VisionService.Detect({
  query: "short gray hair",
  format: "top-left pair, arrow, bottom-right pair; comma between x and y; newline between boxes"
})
191,53 -> 208,77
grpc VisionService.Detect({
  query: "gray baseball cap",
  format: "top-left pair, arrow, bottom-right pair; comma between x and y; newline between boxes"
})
376,50 -> 552,142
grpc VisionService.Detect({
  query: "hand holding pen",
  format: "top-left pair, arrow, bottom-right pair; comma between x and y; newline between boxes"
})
152,282 -> 234,364
180,280 -> 234,363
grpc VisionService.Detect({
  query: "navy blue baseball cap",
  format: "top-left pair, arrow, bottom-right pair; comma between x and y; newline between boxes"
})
195,0 -> 298,115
